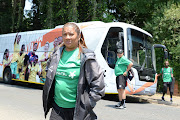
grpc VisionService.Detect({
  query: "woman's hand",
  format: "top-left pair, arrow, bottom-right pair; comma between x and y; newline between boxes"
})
123,71 -> 128,76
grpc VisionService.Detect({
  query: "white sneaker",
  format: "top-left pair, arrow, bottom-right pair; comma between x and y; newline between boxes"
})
119,104 -> 126,109
115,102 -> 121,108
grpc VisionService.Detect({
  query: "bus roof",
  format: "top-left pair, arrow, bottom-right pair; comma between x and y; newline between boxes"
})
55,21 -> 104,29
69,21 -> 152,38
107,22 -> 152,37
0,21 -> 152,38
0,29 -> 52,37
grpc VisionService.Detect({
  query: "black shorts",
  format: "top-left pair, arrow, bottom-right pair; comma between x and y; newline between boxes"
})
116,75 -> 126,89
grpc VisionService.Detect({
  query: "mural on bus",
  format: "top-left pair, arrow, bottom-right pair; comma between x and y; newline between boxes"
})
1,28 -> 62,84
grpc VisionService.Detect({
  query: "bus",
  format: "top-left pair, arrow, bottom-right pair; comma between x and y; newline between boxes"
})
0,21 -> 168,95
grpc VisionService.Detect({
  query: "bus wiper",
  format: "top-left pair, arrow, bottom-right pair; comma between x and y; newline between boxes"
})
140,55 -> 147,72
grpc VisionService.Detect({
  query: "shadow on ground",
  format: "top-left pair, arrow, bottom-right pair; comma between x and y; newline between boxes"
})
102,94 -> 149,103
0,80 -> 43,90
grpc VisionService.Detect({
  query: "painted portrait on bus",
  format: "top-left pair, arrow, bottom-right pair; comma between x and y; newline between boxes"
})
39,42 -> 49,83
11,33 -> 21,79
16,44 -> 26,79
27,42 -> 40,82
28,55 -> 41,82
2,49 -> 11,72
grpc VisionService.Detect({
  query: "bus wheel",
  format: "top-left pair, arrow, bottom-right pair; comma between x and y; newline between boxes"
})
3,68 -> 13,84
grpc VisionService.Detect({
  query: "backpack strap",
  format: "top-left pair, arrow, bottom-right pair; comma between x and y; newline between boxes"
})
170,67 -> 173,77
162,68 -> 164,73
170,67 -> 172,74
162,68 -> 164,78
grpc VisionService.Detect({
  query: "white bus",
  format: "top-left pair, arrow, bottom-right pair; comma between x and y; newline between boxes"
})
0,21 -> 167,95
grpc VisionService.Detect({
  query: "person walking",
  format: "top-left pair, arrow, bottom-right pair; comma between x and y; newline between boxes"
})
158,61 -> 174,102
114,49 -> 133,109
42,22 -> 105,120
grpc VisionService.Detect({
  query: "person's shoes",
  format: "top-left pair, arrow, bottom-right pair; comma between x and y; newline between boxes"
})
115,102 -> 121,108
115,102 -> 126,109
170,98 -> 173,102
161,96 -> 165,101
121,104 -> 126,109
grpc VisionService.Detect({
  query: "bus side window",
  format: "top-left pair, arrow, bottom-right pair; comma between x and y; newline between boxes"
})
101,27 -> 124,69
107,51 -> 116,68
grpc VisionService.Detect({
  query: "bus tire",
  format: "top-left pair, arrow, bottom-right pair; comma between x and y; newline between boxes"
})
3,67 -> 13,84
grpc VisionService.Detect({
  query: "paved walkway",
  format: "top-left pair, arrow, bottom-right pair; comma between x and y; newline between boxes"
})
128,93 -> 180,107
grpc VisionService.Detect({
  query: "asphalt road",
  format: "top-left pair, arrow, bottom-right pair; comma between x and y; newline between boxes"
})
0,82 -> 180,120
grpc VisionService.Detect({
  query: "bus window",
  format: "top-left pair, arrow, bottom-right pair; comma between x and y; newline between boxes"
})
128,28 -> 155,82
101,27 -> 124,68
145,36 -> 154,69
138,46 -> 146,67
128,28 -> 154,70
128,28 -> 146,67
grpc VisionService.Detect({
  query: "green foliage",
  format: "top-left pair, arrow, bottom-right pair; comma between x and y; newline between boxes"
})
144,1 -> 180,92
106,0 -> 170,27
0,0 -> 12,34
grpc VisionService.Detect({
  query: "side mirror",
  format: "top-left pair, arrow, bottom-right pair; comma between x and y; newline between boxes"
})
164,50 -> 168,59
153,44 -> 169,60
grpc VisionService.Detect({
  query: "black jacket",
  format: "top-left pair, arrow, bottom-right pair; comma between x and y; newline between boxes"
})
43,46 -> 105,120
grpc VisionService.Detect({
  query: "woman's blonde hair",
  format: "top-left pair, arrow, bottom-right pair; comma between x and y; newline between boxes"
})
62,22 -> 87,58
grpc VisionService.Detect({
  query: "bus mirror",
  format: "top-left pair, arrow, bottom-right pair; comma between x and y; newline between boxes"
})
153,44 -> 169,60
164,49 -> 168,59
169,53 -> 173,60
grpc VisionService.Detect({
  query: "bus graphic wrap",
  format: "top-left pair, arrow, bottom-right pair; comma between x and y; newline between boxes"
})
0,28 -> 62,84
0,21 -> 167,95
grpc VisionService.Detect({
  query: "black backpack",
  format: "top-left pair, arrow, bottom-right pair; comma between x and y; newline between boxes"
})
127,68 -> 134,81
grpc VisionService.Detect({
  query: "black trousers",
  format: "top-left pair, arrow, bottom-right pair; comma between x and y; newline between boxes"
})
163,82 -> 174,93
50,102 -> 74,120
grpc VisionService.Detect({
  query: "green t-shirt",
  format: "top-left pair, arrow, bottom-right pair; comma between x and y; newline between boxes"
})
54,48 -> 80,108
160,67 -> 173,82
114,55 -> 132,76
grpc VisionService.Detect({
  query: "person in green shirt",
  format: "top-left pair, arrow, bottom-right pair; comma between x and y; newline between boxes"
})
114,49 -> 133,109
43,22 -> 105,120
158,61 -> 174,102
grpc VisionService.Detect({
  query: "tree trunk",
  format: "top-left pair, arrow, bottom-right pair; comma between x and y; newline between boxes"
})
11,0 -> 17,32
72,0 -> 78,22
11,0 -> 25,32
47,0 -> 53,28
17,0 -> 25,30
92,0 -> 97,20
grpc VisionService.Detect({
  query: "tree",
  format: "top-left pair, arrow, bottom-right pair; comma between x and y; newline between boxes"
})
106,0 -> 178,27
144,1 -> 180,92
11,0 -> 25,32
0,0 -> 12,34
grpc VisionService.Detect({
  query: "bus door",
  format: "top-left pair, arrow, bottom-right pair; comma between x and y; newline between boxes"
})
100,27 -> 124,93
127,28 -> 155,87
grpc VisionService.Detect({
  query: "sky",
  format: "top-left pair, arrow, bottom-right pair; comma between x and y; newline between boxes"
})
24,0 -> 33,11
24,0 -> 33,17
